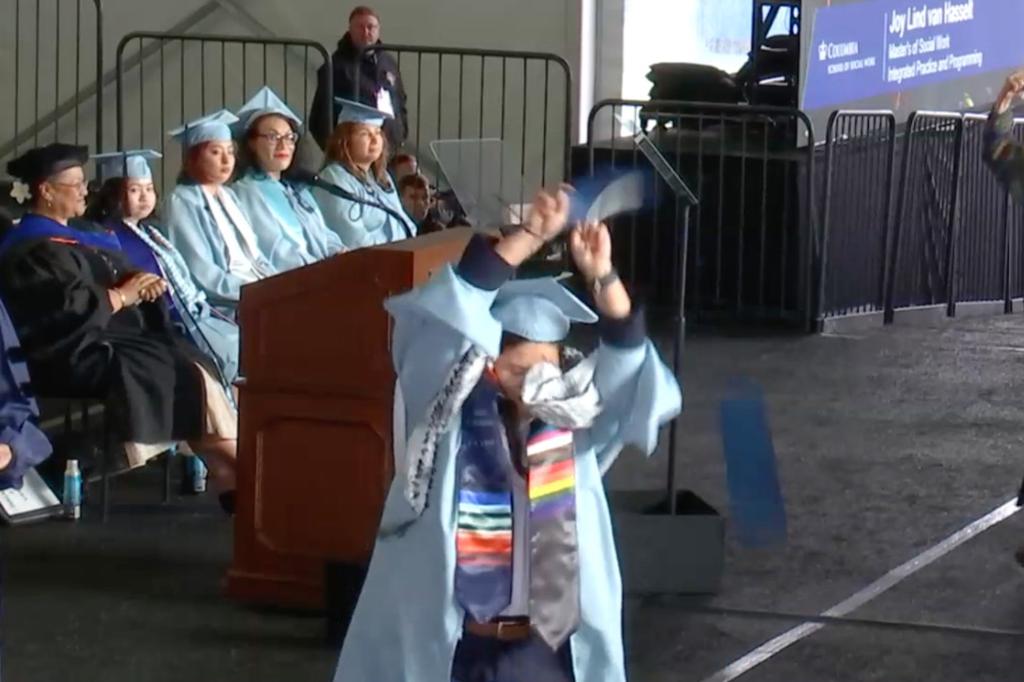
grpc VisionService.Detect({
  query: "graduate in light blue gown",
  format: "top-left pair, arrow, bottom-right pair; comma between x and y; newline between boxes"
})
89,149 -> 241,385
163,110 -> 277,319
312,97 -> 417,249
333,189 -> 682,682
231,86 -> 344,271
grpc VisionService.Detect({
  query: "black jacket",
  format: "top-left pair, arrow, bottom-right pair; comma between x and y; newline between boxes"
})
309,33 -> 409,152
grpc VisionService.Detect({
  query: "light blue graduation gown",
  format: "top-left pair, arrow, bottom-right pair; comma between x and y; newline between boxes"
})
332,263 -> 682,682
232,170 -> 344,271
312,163 -> 417,249
163,184 -> 277,318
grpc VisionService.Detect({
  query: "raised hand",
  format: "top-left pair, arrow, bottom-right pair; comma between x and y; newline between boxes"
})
996,69 -> 1024,113
523,187 -> 571,242
495,186 -> 571,267
1007,70 -> 1024,96
569,221 -> 613,281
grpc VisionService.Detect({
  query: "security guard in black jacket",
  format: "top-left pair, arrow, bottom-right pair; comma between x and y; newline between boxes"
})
309,6 -> 409,154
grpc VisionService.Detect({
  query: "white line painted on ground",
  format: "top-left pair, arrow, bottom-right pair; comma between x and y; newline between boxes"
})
700,498 -> 1021,682
821,333 -> 867,340
980,345 -> 1024,353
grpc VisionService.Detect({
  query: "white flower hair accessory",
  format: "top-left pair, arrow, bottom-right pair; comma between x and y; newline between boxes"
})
10,180 -> 31,205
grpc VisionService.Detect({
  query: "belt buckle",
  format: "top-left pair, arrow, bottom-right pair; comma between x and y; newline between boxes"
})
495,621 -> 514,641
495,620 -> 527,641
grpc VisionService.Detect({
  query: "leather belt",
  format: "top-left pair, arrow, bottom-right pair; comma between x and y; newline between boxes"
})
464,618 -> 532,641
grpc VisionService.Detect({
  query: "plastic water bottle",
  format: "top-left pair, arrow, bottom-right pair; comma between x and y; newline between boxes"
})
190,457 -> 208,494
63,459 -> 82,520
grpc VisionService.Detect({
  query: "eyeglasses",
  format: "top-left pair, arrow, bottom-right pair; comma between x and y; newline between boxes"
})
48,180 -> 88,192
255,132 -> 299,146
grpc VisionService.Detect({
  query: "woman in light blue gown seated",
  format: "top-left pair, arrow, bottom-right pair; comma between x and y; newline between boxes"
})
231,86 -> 344,271
312,97 -> 417,249
88,149 -> 241,385
163,110 -> 277,320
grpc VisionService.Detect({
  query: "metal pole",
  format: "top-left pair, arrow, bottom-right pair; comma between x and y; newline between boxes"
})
667,204 -> 691,516
94,0 -> 103,154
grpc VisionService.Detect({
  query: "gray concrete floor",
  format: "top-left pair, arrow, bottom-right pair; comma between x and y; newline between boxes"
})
4,313 -> 1024,681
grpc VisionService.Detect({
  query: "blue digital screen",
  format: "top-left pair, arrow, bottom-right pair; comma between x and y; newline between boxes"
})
802,0 -> 1024,126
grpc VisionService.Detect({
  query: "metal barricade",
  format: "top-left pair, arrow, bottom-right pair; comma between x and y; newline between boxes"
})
357,43 -> 573,219
1010,120 -> 1024,303
884,112 -> 964,321
585,99 -> 816,327
956,114 -> 1013,312
0,0 -> 104,169
115,31 -> 331,193
818,111 -> 897,322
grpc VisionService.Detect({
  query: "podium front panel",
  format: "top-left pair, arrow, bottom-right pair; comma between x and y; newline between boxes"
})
229,230 -> 475,609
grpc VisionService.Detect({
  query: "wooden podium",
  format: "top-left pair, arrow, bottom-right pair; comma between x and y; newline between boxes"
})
226,228 -> 475,609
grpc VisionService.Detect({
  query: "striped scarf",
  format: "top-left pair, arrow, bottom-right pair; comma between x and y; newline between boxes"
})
124,220 -> 205,315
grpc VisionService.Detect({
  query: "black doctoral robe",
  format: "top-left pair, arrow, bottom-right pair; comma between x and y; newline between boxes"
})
0,221 -> 217,446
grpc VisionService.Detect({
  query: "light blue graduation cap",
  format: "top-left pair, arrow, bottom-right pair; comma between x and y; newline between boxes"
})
168,109 -> 239,148
235,86 -> 302,132
334,97 -> 392,127
492,278 -> 598,343
92,149 -> 162,180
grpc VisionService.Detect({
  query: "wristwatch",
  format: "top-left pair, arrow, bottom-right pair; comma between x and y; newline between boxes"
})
591,267 -> 620,298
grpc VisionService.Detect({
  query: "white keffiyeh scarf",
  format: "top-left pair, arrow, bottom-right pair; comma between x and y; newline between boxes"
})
401,346 -> 602,516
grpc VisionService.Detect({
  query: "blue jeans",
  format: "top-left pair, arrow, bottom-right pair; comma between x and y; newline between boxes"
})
451,631 -> 575,682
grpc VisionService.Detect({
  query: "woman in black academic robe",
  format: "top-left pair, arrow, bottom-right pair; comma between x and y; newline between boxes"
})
0,144 -> 237,509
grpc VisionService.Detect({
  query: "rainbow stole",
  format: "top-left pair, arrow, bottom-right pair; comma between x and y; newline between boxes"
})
453,375 -> 578,625
454,376 -> 515,622
526,424 -> 576,520
525,421 -> 580,647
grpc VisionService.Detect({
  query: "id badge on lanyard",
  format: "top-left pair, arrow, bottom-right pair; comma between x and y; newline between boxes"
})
376,88 -> 395,117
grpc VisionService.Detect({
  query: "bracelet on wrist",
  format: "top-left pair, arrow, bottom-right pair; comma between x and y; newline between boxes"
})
590,267 -> 620,297
520,226 -> 546,242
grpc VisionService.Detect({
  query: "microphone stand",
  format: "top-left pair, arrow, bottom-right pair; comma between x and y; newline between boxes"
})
286,169 -> 414,240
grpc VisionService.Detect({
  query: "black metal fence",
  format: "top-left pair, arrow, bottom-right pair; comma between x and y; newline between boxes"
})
0,0 -> 104,171
1010,120 -> 1024,303
954,114 -> 1013,311
817,109 -> 1024,327
885,112 -> 964,320
584,99 -> 816,327
818,111 -> 897,320
359,43 -> 573,223
115,31 -> 331,193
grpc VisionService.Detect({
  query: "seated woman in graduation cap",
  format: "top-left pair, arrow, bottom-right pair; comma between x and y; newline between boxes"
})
163,110 -> 277,320
0,144 -> 238,510
313,97 -> 417,250
231,87 -> 344,272
87,149 -> 241,385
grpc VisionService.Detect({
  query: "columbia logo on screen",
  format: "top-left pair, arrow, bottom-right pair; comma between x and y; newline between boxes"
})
818,42 -> 828,61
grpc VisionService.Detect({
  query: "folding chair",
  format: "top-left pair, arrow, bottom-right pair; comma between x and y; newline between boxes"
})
60,399 -> 175,521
